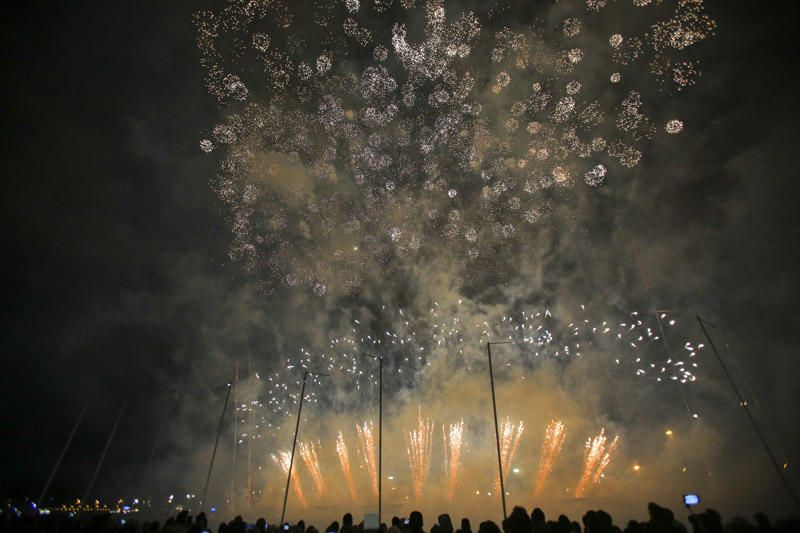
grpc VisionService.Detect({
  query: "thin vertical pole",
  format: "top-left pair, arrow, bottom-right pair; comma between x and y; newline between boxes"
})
82,399 -> 128,504
696,316 -> 800,511
487,342 -> 507,521
378,356 -> 383,528
248,353 -> 253,507
232,359 -> 239,509
38,404 -> 86,507
282,371 -> 309,525
201,383 -> 232,512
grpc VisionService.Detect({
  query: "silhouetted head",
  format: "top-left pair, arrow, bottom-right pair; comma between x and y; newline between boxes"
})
532,509 -> 545,524
479,521 -> 502,533
439,514 -> 454,533
178,510 -> 190,524
328,521 -> 341,533
462,518 -> 472,532
410,511 -> 424,532
344,514 -> 354,527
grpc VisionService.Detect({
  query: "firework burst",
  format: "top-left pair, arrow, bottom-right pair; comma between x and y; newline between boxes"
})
575,428 -> 619,498
443,419 -> 465,502
534,420 -> 567,497
336,431 -> 358,502
298,441 -> 325,496
406,407 -> 434,501
357,420 -> 379,496
494,418 -> 524,495
271,450 -> 306,507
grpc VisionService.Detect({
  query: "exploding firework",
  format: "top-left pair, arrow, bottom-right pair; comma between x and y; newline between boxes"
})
534,420 -> 567,497
298,441 -> 325,496
336,432 -> 358,502
271,450 -> 306,507
443,419 -> 465,502
406,407 -> 434,501
357,420 -> 379,496
494,418 -> 524,495
196,0 -> 717,297
575,428 -> 620,498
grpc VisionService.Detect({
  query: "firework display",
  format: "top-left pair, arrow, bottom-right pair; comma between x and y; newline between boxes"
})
196,0 -> 717,297
298,441 -> 325,496
406,408 -> 434,501
336,432 -> 358,502
443,419 -> 465,502
272,450 -> 306,507
357,420 -> 379,497
534,420 -> 567,497
574,428 -> 620,498
494,418 -> 524,495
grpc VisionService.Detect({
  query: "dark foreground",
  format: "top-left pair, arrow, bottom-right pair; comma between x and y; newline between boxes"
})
2,502 -> 798,533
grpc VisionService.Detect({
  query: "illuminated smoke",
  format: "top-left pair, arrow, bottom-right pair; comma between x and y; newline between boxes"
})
574,428 -> 620,498
534,420 -> 567,497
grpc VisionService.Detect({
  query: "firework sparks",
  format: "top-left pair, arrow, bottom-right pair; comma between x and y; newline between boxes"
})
357,420 -> 379,496
336,432 -> 358,502
534,420 -> 567,497
443,419 -> 465,502
494,418 -> 524,495
406,407 -> 434,501
575,428 -> 620,498
298,441 -> 325,496
271,450 -> 306,507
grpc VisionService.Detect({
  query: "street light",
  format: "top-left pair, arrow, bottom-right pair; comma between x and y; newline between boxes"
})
361,354 -> 384,528
281,370 -> 330,524
486,341 -> 513,521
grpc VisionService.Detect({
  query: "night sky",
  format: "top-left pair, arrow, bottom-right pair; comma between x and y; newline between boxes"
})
2,0 -> 800,521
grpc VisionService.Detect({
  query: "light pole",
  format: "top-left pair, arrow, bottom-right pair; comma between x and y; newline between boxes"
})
696,316 -> 800,511
200,383 -> 233,513
362,354 -> 383,528
281,370 -> 329,525
487,341 -> 513,521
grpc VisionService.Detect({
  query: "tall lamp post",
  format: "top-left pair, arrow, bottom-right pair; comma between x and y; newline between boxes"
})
200,383 -> 233,513
281,370 -> 329,525
696,316 -> 800,511
487,341 -> 513,521
361,354 -> 383,528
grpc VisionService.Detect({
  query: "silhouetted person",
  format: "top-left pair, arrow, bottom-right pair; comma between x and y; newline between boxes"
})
504,506 -> 532,533
439,514 -> 455,533
459,518 -> 473,533
480,521 -> 502,533
328,521 -> 341,533
410,511 -> 425,533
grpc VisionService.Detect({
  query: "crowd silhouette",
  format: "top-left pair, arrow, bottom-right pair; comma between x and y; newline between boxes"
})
2,501 -> 798,533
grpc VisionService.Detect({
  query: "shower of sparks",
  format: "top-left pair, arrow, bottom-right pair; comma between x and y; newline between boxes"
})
533,420 -> 567,497
574,428 -> 620,498
406,407 -> 434,501
271,450 -> 306,507
336,431 -> 358,502
196,0 -> 717,297
443,419 -> 465,502
298,441 -> 325,496
258,305 -> 704,424
357,420 -> 379,496
494,418 -> 524,495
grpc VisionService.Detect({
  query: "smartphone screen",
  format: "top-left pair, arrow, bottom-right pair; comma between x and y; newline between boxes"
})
683,493 -> 700,506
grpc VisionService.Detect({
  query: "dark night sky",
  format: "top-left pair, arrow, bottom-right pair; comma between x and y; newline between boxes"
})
2,0 -> 800,518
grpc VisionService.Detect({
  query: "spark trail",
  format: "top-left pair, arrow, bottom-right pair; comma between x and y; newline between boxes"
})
575,428 -> 619,498
272,450 -> 306,507
443,419 -> 465,502
357,420 -> 379,496
298,441 -> 325,496
494,418 -> 524,495
534,420 -> 567,497
406,407 -> 434,501
336,432 -> 358,502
